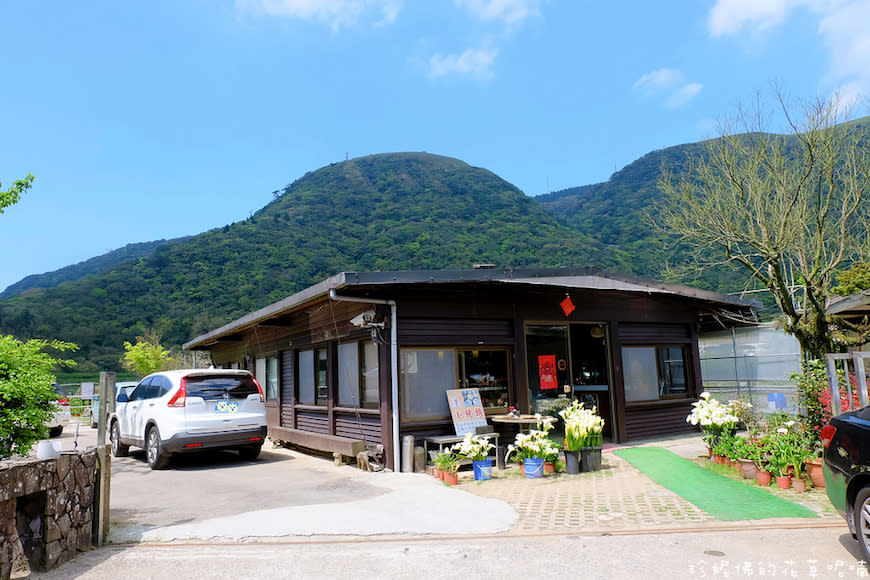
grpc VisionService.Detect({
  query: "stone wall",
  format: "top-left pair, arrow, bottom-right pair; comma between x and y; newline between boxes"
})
0,450 -> 98,579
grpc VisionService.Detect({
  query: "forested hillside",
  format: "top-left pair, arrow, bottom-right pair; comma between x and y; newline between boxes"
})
0,153 -> 621,370
0,238 -> 188,299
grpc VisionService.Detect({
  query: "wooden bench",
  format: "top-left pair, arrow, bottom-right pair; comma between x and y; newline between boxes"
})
268,426 -> 367,458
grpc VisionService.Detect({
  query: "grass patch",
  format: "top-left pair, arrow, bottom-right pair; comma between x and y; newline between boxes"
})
615,447 -> 818,521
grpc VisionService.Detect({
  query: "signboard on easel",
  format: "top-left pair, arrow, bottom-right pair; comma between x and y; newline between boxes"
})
446,388 -> 487,436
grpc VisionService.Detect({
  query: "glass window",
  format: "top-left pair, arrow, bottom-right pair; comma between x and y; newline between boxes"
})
255,358 -> 267,392
622,346 -> 690,402
338,341 -> 380,409
459,349 -> 509,411
316,348 -> 328,405
184,374 -> 260,400
298,350 -> 315,405
400,349 -> 455,422
265,356 -> 279,402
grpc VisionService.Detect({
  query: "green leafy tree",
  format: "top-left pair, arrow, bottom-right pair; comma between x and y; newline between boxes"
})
0,335 -> 77,459
121,338 -> 172,377
0,174 -> 34,214
833,262 -> 870,296
657,88 -> 870,360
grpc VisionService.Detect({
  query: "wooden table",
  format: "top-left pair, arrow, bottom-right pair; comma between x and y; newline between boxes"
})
490,414 -> 546,433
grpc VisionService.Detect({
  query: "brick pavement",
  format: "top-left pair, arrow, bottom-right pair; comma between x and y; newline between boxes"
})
451,436 -> 841,535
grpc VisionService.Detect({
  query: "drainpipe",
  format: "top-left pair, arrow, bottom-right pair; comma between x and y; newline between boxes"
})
329,289 -> 400,471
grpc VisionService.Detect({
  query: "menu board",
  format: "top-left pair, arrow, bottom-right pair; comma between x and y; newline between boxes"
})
446,388 -> 488,436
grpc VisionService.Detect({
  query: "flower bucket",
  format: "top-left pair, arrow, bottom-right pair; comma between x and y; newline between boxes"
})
564,450 -> 581,474
523,458 -> 544,478
581,447 -> 602,472
473,459 -> 493,481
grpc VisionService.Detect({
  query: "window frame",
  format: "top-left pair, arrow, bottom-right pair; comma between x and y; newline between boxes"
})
621,344 -> 691,403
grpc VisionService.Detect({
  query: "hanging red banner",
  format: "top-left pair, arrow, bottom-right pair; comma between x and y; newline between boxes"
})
560,296 -> 575,316
538,354 -> 558,390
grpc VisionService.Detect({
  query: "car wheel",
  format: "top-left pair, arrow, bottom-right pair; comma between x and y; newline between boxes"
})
48,425 -> 64,438
854,487 -> 870,562
110,421 -> 129,457
238,444 -> 262,461
145,426 -> 171,470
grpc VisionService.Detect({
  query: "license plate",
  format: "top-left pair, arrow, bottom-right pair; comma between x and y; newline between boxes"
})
214,400 -> 239,414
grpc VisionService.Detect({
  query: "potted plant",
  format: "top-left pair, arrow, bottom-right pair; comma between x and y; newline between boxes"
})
733,437 -> 759,479
451,432 -> 495,481
559,400 -> 605,474
505,415 -> 560,478
434,451 -> 459,485
686,392 -> 739,456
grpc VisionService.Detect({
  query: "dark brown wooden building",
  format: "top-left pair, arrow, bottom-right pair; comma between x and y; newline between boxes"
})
183,267 -> 757,470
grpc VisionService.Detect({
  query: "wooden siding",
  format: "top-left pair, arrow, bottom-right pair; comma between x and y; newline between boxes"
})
280,350 -> 295,427
617,323 -> 691,343
335,412 -> 382,445
398,317 -> 514,345
623,400 -> 696,440
296,410 -> 329,434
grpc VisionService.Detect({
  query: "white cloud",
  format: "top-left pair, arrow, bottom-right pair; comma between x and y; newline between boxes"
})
708,0 -> 870,103
633,68 -> 684,94
236,0 -> 401,29
666,83 -> 704,108
708,0 -> 790,37
429,48 -> 498,79
456,0 -> 542,27
633,68 -> 702,108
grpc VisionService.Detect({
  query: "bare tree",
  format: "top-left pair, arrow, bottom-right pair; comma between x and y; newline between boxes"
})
657,88 -> 870,360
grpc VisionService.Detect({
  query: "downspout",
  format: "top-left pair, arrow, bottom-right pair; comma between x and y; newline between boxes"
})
329,289 -> 400,471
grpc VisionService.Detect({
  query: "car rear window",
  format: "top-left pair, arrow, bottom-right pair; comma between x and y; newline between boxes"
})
185,375 -> 259,400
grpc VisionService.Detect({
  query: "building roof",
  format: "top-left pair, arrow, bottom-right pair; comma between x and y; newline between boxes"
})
183,267 -> 759,350
827,289 -> 870,320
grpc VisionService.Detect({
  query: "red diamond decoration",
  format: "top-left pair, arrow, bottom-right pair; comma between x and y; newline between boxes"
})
560,296 -> 575,316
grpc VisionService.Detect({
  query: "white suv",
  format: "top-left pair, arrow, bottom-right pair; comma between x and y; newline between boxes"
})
109,369 -> 267,469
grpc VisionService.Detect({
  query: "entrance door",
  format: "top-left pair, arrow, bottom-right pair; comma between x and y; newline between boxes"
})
525,323 -> 614,440
569,324 -> 613,440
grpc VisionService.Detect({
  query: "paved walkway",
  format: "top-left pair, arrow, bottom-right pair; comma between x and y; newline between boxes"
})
452,434 -> 839,535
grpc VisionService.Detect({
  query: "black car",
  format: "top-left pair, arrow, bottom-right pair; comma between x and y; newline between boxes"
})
822,408 -> 870,560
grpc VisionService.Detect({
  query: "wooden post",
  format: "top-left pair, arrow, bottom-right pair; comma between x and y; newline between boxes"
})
94,371 -> 114,547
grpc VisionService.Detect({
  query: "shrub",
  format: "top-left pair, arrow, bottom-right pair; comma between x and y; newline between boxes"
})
0,335 -> 77,459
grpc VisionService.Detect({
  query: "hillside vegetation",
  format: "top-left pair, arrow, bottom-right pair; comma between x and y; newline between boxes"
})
0,153 -> 620,370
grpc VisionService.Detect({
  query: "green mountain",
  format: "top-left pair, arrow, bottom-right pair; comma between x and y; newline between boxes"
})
0,238 -> 189,299
0,152 -> 621,371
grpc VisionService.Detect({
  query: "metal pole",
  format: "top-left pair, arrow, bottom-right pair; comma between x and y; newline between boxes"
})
731,328 -> 742,399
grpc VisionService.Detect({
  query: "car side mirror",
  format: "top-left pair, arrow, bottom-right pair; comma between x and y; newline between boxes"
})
117,392 -> 129,403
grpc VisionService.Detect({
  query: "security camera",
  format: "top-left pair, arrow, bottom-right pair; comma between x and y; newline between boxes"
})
350,309 -> 378,328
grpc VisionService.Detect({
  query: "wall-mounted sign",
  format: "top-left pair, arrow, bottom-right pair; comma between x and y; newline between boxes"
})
538,354 -> 558,390
446,388 -> 488,436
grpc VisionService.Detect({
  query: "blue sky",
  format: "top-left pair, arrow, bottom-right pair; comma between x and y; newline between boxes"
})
1,0 -> 869,292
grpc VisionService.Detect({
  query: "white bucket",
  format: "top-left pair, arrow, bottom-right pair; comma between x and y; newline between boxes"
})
36,440 -> 61,459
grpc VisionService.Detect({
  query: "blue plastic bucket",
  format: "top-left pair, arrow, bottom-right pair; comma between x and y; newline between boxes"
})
524,458 -> 544,478
473,459 -> 493,480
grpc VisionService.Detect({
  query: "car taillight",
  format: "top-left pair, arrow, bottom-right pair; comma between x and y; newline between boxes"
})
167,378 -> 187,408
820,424 -> 837,447
252,378 -> 264,403
57,398 -> 70,406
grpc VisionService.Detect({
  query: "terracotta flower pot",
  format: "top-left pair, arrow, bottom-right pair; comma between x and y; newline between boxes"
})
775,475 -> 791,490
791,477 -> 807,493
806,458 -> 825,489
544,461 -> 556,475
443,472 -> 458,485
738,458 -> 758,480
756,470 -> 772,486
